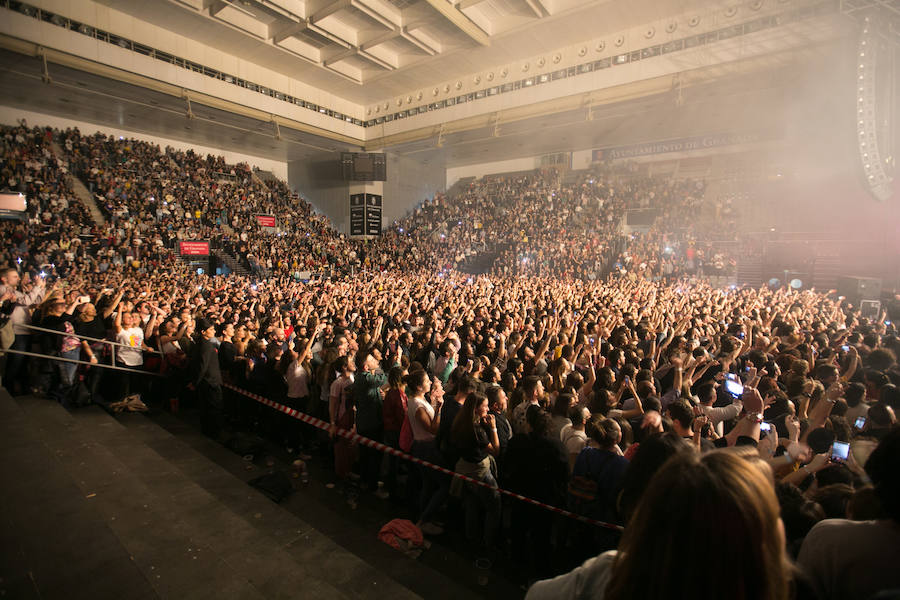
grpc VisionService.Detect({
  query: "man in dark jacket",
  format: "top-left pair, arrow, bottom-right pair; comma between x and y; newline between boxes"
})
353,349 -> 390,496
191,318 -> 224,439
503,405 -> 568,581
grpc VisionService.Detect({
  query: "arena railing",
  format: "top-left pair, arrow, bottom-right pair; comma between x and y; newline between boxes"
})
20,323 -> 162,367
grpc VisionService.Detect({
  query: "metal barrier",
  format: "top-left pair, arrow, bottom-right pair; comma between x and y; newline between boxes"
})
21,323 -> 162,366
0,348 -> 164,376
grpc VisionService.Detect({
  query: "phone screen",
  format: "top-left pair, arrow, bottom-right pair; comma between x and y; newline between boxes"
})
830,441 -> 850,462
854,416 -> 866,430
724,374 -> 744,398
759,422 -> 772,435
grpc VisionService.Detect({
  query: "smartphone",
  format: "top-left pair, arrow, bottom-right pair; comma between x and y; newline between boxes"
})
854,416 -> 866,430
724,373 -> 744,398
759,422 -> 772,436
78,295 -> 90,304
841,345 -> 850,352
830,441 -> 850,462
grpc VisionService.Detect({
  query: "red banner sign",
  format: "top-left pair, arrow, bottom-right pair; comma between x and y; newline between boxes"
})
256,215 -> 276,227
179,241 -> 210,256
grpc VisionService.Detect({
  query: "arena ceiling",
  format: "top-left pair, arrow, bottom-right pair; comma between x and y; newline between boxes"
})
0,0 -> 857,168
96,0 -> 728,102
0,42 -> 839,168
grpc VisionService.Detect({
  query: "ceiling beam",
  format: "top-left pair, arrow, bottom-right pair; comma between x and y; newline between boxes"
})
271,20 -> 310,43
359,28 -> 402,51
307,22 -> 353,47
323,46 -> 358,66
523,0 -> 548,18
208,0 -> 229,16
358,49 -> 396,70
456,0 -> 485,10
350,0 -> 397,30
310,0 -> 351,23
422,0 -> 490,46
324,46 -> 395,70
401,27 -> 437,55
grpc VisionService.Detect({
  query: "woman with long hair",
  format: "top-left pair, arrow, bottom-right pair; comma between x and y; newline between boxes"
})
404,368 -> 446,534
276,332 -> 317,453
329,355 -> 356,485
528,450 -> 797,600
382,365 -> 408,500
450,391 -> 501,551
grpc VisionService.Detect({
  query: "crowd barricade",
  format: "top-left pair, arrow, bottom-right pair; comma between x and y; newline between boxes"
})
224,382 -> 625,532
1,339 -> 624,531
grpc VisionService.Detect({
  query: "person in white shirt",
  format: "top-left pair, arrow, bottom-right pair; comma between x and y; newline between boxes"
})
329,355 -> 356,482
1,267 -> 46,394
560,405 -> 590,472
113,307 -> 156,402
695,381 -> 742,437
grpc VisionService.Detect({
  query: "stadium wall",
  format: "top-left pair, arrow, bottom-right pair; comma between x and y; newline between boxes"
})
446,156 -> 539,187
288,151 -> 444,234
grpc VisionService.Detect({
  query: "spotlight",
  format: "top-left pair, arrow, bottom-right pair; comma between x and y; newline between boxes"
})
790,279 -> 802,289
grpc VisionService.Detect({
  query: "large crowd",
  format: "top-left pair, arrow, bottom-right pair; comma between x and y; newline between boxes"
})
2,120 -> 899,599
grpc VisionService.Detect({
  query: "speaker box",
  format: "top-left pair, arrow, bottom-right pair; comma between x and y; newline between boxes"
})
837,276 -> 882,306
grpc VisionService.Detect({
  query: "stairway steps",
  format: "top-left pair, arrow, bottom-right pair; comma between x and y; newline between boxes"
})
95,409 -> 399,599
49,140 -> 106,225
15,398 -> 272,599
0,394 -> 159,600
5,395 -> 419,600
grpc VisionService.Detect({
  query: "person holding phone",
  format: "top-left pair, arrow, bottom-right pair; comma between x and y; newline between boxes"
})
799,428 -> 900,600
0,266 -> 47,395
41,295 -> 84,406
405,369 -> 446,535
450,392 -> 501,551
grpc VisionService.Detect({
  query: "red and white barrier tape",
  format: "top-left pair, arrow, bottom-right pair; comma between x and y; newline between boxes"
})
224,383 -> 624,531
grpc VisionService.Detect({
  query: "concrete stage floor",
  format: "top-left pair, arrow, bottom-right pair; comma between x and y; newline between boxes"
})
0,388 -> 525,599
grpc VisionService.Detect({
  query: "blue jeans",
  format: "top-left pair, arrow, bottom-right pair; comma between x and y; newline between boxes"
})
464,470 -> 501,549
52,348 -> 81,404
412,440 -> 450,524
